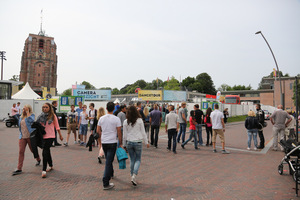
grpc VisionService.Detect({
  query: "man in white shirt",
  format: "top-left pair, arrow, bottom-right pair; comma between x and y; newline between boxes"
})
97,102 -> 122,190
210,104 -> 230,154
165,105 -> 179,154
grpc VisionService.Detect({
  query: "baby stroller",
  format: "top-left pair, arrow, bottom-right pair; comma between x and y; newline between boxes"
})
278,139 -> 300,184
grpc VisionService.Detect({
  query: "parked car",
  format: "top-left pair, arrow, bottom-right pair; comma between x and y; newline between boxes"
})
264,110 -> 271,120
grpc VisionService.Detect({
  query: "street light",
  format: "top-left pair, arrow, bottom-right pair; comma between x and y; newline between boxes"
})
255,31 -> 284,109
0,51 -> 7,80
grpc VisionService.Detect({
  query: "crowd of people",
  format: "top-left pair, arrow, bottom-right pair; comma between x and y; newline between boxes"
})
10,100 -> 300,190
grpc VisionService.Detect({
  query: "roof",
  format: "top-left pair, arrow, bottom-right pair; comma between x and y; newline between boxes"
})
12,82 -> 41,99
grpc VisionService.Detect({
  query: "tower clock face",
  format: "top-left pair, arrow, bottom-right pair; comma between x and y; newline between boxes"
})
39,49 -> 43,53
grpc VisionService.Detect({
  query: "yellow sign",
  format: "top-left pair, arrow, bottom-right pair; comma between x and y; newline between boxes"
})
138,90 -> 162,101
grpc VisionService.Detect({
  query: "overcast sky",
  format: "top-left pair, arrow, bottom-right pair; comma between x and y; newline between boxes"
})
1,0 -> 299,93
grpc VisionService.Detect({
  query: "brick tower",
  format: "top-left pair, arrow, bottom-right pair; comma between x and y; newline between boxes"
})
19,26 -> 58,94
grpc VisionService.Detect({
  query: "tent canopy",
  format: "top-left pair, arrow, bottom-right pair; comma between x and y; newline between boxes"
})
12,82 -> 40,99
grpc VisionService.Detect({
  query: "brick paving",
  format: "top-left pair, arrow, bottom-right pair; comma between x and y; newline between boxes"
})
0,120 -> 299,200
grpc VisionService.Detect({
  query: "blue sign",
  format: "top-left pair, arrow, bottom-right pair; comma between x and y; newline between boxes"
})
73,89 -> 111,100
60,96 -> 69,106
163,90 -> 186,101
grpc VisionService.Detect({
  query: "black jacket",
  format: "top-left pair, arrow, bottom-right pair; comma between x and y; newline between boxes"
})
245,116 -> 259,130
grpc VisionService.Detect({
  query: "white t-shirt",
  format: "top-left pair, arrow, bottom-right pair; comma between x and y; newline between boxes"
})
210,109 -> 224,129
16,105 -> 21,114
123,118 -> 148,146
98,114 -> 121,144
80,111 -> 89,125
89,109 -> 96,125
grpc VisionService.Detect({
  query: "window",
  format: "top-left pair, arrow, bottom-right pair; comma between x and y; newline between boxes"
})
290,83 -> 293,90
38,74 -> 40,77
39,64 -> 41,67
39,39 -> 44,49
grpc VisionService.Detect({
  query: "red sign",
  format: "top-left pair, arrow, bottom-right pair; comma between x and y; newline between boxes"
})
206,94 -> 216,99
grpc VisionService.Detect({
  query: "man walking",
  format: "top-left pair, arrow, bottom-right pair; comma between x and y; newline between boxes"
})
270,105 -> 292,151
194,104 -> 204,146
97,102 -> 122,190
256,104 -> 265,149
76,101 -> 83,143
150,104 -> 162,148
177,102 -> 187,143
210,104 -> 230,154
165,105 -> 179,154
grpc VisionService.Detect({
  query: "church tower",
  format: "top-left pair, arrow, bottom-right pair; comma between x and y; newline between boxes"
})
19,16 -> 58,94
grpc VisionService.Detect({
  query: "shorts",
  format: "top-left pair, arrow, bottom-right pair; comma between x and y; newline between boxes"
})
212,129 -> 225,143
67,123 -> 77,134
79,124 -> 88,136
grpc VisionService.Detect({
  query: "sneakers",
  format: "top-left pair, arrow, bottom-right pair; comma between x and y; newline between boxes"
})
63,142 -> 68,146
213,149 -> 217,153
74,141 -> 78,144
131,174 -> 137,186
181,144 -> 185,149
103,183 -> 115,190
42,171 -> 46,178
12,169 -> 22,176
80,142 -> 85,146
98,156 -> 102,164
254,147 -> 257,151
247,147 -> 250,150
35,160 -> 41,166
222,150 -> 230,154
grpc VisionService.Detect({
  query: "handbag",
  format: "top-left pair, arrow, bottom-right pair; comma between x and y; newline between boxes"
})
93,131 -> 99,140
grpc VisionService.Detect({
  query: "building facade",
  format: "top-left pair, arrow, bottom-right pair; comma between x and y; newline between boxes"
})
19,33 -> 58,94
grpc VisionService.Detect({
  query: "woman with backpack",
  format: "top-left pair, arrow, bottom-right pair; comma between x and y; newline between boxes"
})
245,110 -> 260,151
204,107 -> 213,146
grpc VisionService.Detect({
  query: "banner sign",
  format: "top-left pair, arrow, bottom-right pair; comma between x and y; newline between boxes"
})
163,90 -> 186,101
138,90 -> 162,101
202,101 -> 218,111
73,89 -> 111,100
59,96 -> 84,112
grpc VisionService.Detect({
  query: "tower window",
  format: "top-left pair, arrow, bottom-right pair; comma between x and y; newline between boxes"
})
38,74 -> 40,77
39,39 -> 44,49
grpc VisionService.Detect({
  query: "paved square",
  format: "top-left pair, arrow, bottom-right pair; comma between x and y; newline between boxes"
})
0,121 -> 298,199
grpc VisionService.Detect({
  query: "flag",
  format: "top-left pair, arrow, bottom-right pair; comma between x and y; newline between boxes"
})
273,68 -> 276,77
167,76 -> 169,82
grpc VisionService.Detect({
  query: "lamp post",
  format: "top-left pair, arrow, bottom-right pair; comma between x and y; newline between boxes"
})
0,51 -> 7,80
255,31 -> 284,109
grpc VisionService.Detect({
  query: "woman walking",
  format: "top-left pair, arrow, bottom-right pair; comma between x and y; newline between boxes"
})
97,107 -> 106,163
143,107 -> 150,141
37,103 -> 63,178
245,110 -> 259,150
123,106 -> 149,186
12,105 -> 41,176
181,110 -> 198,149
204,107 -> 213,146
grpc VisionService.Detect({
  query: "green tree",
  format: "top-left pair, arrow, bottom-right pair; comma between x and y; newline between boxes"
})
182,76 -> 195,91
231,84 -> 252,90
9,75 -> 19,81
164,76 -> 180,90
81,81 -> 96,89
292,78 -> 300,108
112,88 -> 119,95
62,88 -> 72,96
219,84 -> 232,91
195,73 -> 216,94
99,87 -> 112,90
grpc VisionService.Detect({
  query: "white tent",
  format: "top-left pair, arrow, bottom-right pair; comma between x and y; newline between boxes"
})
114,98 -> 120,104
12,82 -> 40,99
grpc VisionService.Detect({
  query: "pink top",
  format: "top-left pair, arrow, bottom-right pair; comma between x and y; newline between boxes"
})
189,116 -> 196,130
11,107 -> 18,116
42,115 -> 60,139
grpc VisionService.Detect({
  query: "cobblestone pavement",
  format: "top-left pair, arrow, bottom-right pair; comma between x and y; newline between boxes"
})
0,120 -> 299,200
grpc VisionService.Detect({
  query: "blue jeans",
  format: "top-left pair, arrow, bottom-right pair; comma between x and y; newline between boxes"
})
247,129 -> 258,148
167,129 -> 177,152
79,124 -> 88,135
102,143 -> 117,187
196,124 -> 203,145
177,123 -> 187,143
182,129 -> 198,148
150,125 -> 160,147
127,141 -> 142,175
